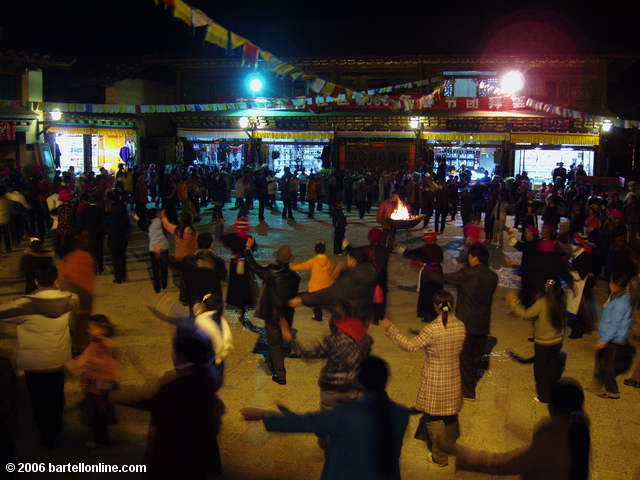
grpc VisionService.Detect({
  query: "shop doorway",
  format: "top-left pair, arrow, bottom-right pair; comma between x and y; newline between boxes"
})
56,133 -> 134,173
514,148 -> 594,184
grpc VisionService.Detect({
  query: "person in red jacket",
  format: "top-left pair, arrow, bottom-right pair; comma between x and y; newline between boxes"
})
377,192 -> 400,249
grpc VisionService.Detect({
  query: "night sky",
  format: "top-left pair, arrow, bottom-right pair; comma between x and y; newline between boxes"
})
2,1 -> 640,59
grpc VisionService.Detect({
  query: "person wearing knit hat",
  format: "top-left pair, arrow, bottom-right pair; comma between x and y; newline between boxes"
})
609,209 -> 624,222
566,233 -> 595,339
422,229 -> 438,243
244,237 -> 300,385
234,217 -> 250,235
221,217 -> 257,326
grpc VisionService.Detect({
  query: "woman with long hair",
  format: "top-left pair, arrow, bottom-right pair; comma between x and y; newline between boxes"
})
506,278 -> 566,403
241,356 -> 410,480
447,378 -> 590,480
382,290 -> 466,467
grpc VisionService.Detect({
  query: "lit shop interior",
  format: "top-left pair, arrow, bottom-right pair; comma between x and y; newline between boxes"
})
191,142 -> 246,169
267,142 -> 327,176
513,146 -> 595,184
427,140 -> 500,177
52,128 -> 136,173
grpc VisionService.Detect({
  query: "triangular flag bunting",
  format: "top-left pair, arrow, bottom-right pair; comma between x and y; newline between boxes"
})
205,23 -> 229,48
309,78 -> 326,93
173,0 -> 192,25
242,43 -> 260,67
191,8 -> 213,27
321,82 -> 336,96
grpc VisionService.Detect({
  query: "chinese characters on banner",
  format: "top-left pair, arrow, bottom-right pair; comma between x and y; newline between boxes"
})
306,94 -> 528,113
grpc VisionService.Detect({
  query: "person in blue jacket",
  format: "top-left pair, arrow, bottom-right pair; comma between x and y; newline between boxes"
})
594,272 -> 633,399
241,356 -> 410,480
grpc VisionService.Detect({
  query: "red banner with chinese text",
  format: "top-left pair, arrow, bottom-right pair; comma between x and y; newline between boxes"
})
306,94 -> 528,113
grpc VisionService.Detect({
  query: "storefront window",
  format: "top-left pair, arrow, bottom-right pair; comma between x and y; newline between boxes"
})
514,148 -> 594,184
56,134 -> 85,172
268,143 -> 325,177
433,146 -> 496,174
57,132 -> 129,173
191,142 -> 245,168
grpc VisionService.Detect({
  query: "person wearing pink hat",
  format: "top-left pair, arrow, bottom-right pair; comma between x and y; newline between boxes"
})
567,233 -> 595,339
221,217 -> 257,325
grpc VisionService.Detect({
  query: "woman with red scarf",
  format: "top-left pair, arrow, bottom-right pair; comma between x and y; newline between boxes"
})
221,217 -> 257,324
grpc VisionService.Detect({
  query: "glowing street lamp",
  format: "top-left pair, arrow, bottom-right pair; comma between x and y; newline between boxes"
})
601,119 -> 613,132
245,72 -> 265,95
238,117 -> 250,129
500,70 -> 525,95
409,117 -> 420,130
49,110 -> 62,121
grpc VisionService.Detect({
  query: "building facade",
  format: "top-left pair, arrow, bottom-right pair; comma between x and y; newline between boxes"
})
39,53 -> 623,182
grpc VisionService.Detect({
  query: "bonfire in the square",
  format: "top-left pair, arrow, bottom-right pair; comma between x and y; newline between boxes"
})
389,199 -> 424,229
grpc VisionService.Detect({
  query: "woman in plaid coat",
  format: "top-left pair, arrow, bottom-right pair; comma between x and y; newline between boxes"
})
383,290 -> 466,467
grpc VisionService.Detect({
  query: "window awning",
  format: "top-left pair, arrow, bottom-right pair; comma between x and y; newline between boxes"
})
510,131 -> 600,146
420,131 -> 510,142
336,130 -> 415,139
178,128 -> 249,140
253,130 -> 333,140
49,125 -> 136,136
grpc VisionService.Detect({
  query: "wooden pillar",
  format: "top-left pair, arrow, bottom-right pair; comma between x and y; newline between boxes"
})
83,134 -> 93,173
408,143 -> 416,171
339,143 -> 346,170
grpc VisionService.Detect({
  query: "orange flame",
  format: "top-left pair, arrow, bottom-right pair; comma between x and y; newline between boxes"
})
390,200 -> 412,220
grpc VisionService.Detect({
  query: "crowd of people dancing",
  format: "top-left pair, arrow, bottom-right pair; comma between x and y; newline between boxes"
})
1,158 -> 639,479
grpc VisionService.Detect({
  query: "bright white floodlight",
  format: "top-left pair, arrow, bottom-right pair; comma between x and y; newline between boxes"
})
501,70 -> 525,95
238,117 -> 250,129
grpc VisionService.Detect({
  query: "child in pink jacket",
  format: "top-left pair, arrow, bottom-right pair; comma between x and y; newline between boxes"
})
68,314 -> 119,447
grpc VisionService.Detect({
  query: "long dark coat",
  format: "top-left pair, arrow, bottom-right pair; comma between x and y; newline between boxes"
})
221,233 -> 257,309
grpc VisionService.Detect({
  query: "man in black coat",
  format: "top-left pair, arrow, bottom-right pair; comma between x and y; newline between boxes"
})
404,230 -> 444,322
244,240 -> 300,385
289,247 -> 377,324
164,232 -> 227,315
75,194 -> 106,273
105,201 -> 131,284
443,244 -> 498,400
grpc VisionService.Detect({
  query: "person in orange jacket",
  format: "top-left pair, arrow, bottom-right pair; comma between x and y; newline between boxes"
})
59,233 -> 96,354
291,241 -> 335,321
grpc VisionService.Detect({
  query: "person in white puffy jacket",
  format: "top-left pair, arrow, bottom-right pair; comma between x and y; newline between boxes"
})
0,265 -> 77,448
